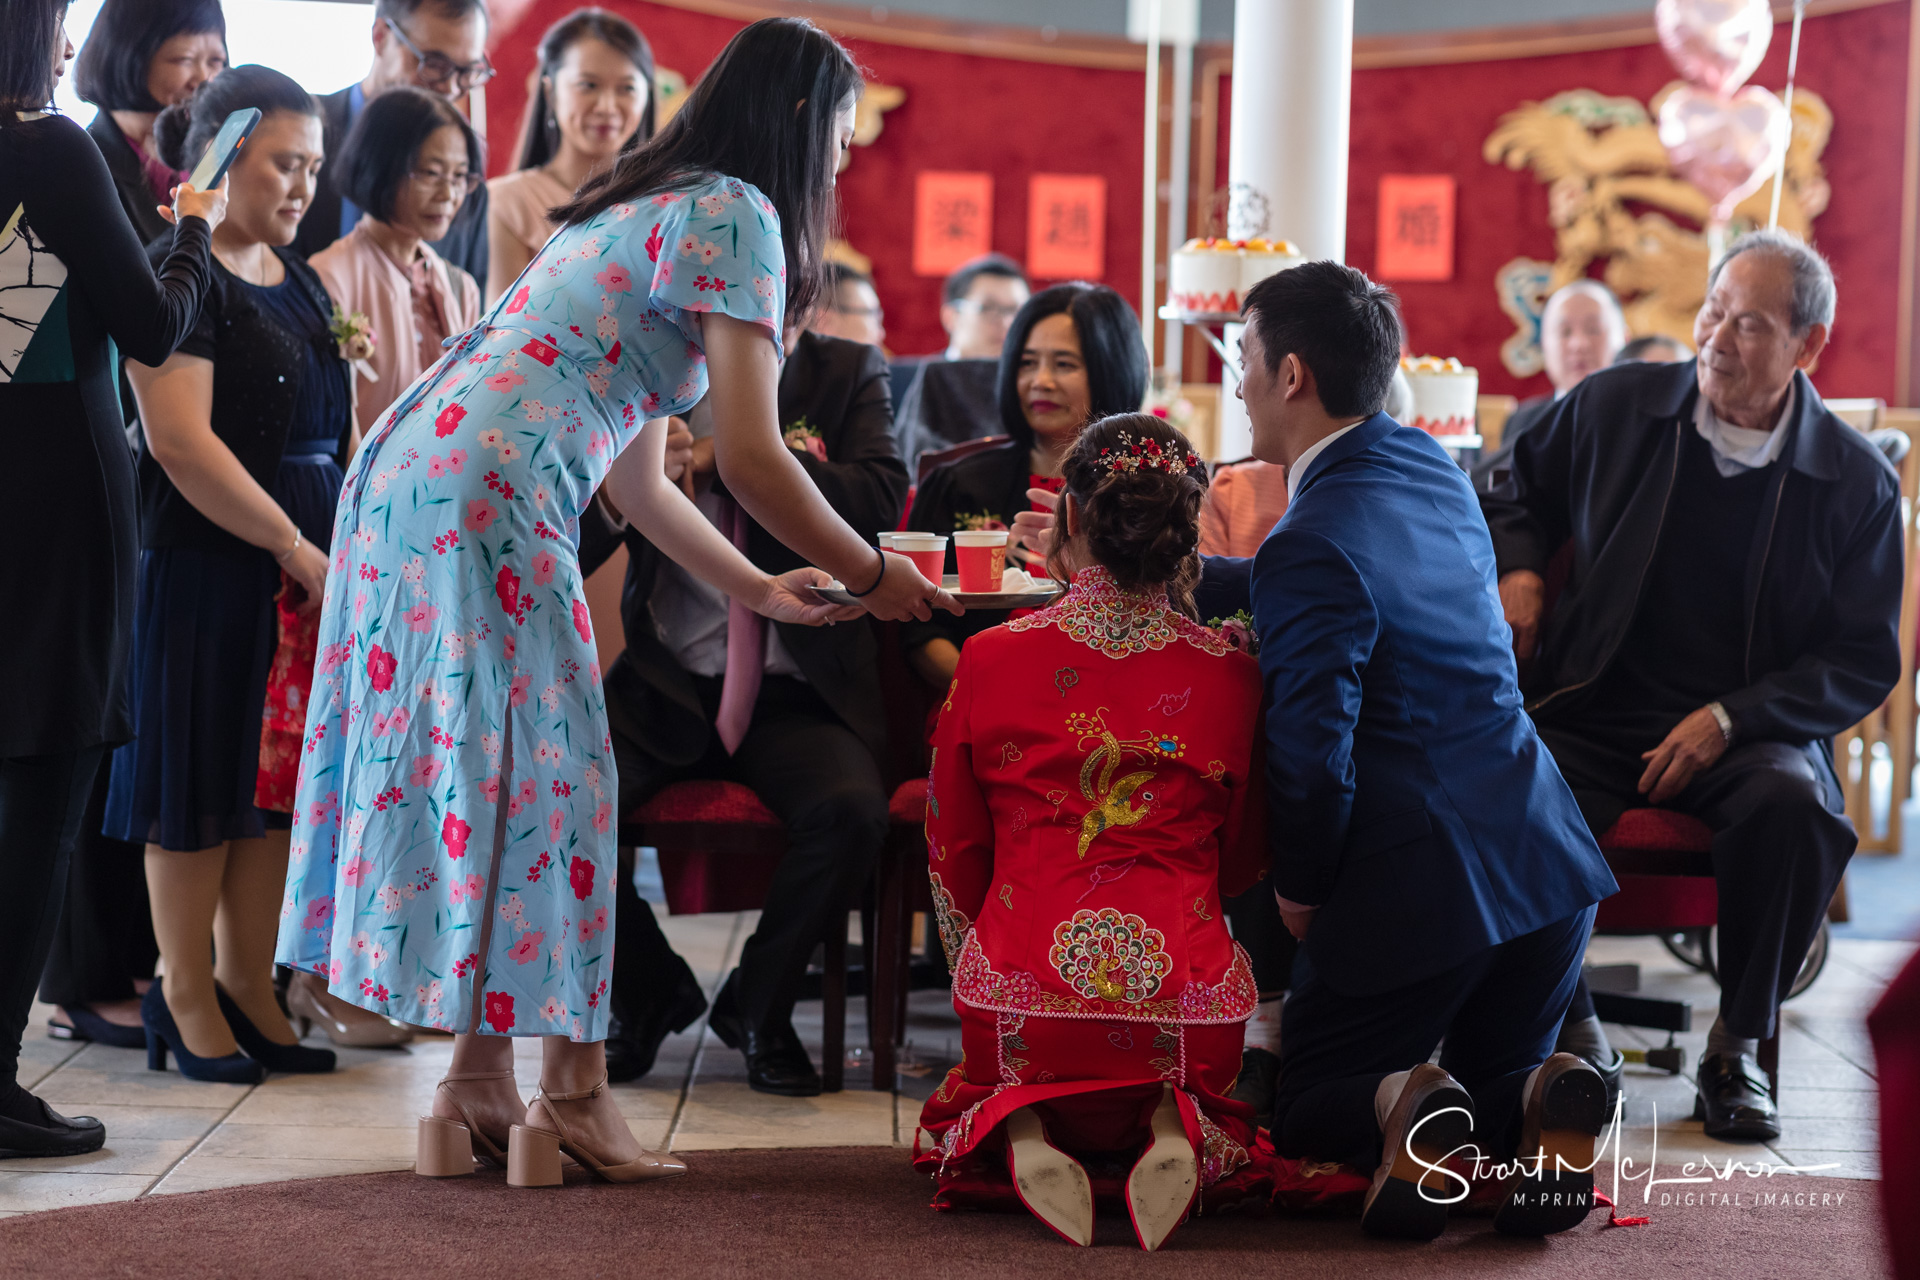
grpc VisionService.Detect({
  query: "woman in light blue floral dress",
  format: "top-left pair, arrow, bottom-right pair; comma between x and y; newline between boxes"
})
276,17 -> 953,1187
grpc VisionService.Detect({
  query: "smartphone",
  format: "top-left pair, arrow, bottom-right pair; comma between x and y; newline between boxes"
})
185,107 -> 261,192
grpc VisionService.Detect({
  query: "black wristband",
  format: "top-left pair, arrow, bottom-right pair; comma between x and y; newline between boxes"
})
844,546 -> 889,598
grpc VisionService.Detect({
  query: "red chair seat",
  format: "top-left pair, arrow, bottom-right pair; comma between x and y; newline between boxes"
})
631,780 -> 781,828
888,779 -> 927,825
1598,808 -> 1714,852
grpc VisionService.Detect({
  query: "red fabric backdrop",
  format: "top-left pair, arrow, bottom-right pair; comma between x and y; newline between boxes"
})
484,0 -> 1909,401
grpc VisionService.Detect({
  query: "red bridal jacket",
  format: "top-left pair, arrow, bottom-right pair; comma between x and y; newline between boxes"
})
913,566 -> 1273,1211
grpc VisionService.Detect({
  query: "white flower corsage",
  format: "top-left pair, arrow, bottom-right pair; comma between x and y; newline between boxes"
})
328,306 -> 379,383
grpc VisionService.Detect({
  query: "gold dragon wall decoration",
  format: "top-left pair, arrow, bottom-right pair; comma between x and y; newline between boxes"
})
1483,84 -> 1832,378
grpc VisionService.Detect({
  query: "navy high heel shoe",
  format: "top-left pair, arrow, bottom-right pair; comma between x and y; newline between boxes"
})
216,985 -> 335,1075
141,981 -> 266,1084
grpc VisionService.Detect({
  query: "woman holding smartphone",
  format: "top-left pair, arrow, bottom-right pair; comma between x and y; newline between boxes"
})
0,0 -> 223,1152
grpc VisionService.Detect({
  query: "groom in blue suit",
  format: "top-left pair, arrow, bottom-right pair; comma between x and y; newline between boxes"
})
1235,263 -> 1618,1240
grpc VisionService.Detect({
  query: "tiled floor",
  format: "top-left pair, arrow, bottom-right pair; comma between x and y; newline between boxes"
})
0,914 -> 1905,1218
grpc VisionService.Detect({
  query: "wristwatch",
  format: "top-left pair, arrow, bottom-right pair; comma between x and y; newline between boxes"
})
1706,701 -> 1734,746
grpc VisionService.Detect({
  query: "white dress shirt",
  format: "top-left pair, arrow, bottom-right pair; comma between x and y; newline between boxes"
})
1286,421 -> 1366,505
1695,384 -> 1795,477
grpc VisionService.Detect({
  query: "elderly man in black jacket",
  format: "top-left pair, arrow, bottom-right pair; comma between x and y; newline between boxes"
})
577,329 -> 908,1095
1481,230 -> 1904,1143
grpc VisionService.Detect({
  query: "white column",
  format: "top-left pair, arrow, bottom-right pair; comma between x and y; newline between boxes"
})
1213,0 -> 1353,461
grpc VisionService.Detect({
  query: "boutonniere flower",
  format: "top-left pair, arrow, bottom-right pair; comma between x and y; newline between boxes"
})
782,417 -> 827,461
1207,609 -> 1259,655
328,306 -> 378,383
955,510 -> 1006,532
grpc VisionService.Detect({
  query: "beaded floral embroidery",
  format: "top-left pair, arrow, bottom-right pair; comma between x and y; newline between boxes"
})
1008,566 -> 1233,659
928,870 -> 972,969
951,931 -> 1257,1024
1048,907 -> 1172,1004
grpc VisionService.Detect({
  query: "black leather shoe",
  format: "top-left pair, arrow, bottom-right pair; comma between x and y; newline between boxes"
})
0,1089 -> 105,1158
707,977 -> 822,1097
1693,1051 -> 1780,1142
606,967 -> 709,1084
1585,1048 -> 1625,1116
1230,1047 -> 1281,1132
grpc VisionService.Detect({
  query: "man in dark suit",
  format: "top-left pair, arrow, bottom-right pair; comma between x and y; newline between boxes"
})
1479,280 -> 1626,473
577,330 -> 908,1095
290,0 -> 490,282
1482,231 -> 1903,1143
1239,262 -> 1618,1240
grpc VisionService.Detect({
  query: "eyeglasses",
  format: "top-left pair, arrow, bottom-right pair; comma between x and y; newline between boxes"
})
959,300 -> 1022,321
409,166 -> 480,195
384,17 -> 495,92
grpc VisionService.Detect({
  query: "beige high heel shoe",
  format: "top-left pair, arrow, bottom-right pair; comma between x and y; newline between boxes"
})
415,1070 -> 520,1177
506,1076 -> 689,1187
1004,1106 -> 1094,1246
1124,1085 -> 1199,1251
288,972 -> 414,1048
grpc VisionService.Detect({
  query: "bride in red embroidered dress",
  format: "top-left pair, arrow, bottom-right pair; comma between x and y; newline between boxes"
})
912,414 -> 1272,1250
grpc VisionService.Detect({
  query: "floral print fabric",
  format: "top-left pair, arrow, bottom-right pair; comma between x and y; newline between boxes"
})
275,173 -> 785,1039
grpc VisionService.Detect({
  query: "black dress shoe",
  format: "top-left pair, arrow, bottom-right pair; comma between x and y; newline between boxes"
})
707,978 -> 822,1097
1584,1047 -> 1625,1116
0,1088 -> 105,1158
606,967 -> 709,1084
1230,1047 -> 1280,1131
1693,1051 -> 1780,1142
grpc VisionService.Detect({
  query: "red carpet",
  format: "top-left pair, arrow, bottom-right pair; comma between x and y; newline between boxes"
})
0,1147 -> 1888,1279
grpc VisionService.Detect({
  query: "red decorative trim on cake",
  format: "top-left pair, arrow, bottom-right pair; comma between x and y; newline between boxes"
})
1411,415 -> 1474,436
1168,288 -> 1239,314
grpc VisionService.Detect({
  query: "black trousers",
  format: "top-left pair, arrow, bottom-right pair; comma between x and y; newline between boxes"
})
1225,882 -> 1297,995
608,669 -> 888,1032
38,767 -> 156,1007
1272,906 -> 1593,1171
0,746 -> 106,1082
1534,725 -> 1854,1039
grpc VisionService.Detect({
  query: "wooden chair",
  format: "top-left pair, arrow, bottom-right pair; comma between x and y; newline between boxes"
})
620,780 -> 851,1092
917,434 -> 1009,485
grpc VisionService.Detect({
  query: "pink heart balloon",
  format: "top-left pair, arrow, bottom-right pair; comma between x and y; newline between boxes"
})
1656,0 -> 1774,95
1657,84 -> 1790,221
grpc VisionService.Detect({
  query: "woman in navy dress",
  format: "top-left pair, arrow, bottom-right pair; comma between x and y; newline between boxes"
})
107,66 -> 345,1083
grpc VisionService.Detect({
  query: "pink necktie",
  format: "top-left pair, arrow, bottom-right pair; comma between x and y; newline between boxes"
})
713,495 -> 765,755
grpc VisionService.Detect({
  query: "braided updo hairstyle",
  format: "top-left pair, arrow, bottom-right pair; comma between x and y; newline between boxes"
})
1049,413 -> 1210,615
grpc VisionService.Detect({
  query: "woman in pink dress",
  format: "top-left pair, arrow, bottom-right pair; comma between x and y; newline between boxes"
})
915,414 -> 1272,1250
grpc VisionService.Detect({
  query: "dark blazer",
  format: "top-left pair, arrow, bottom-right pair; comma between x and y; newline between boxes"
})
578,331 -> 908,764
0,113 -> 212,755
1471,392 -> 1552,491
292,85 -> 488,284
1480,359 -> 1904,745
86,111 -> 171,247
894,357 -> 1001,473
1251,413 -> 1617,997
900,438 -> 1031,660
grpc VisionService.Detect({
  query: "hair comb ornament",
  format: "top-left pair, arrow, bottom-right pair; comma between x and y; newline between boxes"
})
1096,432 -> 1203,478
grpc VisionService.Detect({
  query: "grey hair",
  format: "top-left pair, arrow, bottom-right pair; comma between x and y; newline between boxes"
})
1709,228 -> 1837,334
1542,278 -> 1627,339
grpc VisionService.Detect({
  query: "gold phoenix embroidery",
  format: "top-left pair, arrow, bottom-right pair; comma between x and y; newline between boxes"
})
1067,709 -> 1184,859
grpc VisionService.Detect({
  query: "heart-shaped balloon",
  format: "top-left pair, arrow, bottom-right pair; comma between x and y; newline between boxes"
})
1656,0 -> 1774,95
1657,84 -> 1789,221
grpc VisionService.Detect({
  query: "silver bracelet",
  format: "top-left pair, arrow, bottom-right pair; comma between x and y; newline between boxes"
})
275,528 -> 302,564
1707,701 -> 1734,745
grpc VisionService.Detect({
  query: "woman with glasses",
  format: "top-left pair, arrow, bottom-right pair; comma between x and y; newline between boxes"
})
486,8 -> 653,305
105,66 -> 348,1083
312,86 -> 483,442
278,16 -> 955,1189
292,0 -> 491,284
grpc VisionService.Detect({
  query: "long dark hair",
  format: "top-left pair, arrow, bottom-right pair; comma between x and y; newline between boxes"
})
553,16 -> 861,323
516,8 -> 653,172
154,63 -> 316,172
1049,413 -> 1209,615
996,282 -> 1151,450
75,0 -> 226,113
0,0 -> 67,125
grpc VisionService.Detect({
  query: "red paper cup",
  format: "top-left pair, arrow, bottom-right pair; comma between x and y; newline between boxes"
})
893,534 -> 947,586
953,530 -> 1008,593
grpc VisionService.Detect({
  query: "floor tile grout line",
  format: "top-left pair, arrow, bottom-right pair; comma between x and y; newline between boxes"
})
1782,1010 -> 1880,1081
133,1079 -> 259,1197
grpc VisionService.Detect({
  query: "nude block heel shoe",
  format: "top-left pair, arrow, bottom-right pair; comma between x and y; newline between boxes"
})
506,1075 -> 688,1188
1004,1106 -> 1094,1247
1125,1085 -> 1199,1252
414,1070 -> 517,1177
506,1124 -> 564,1187
416,1116 -> 479,1177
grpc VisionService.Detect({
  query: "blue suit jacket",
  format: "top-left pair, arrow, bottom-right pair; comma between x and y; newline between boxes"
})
1244,413 -> 1615,996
